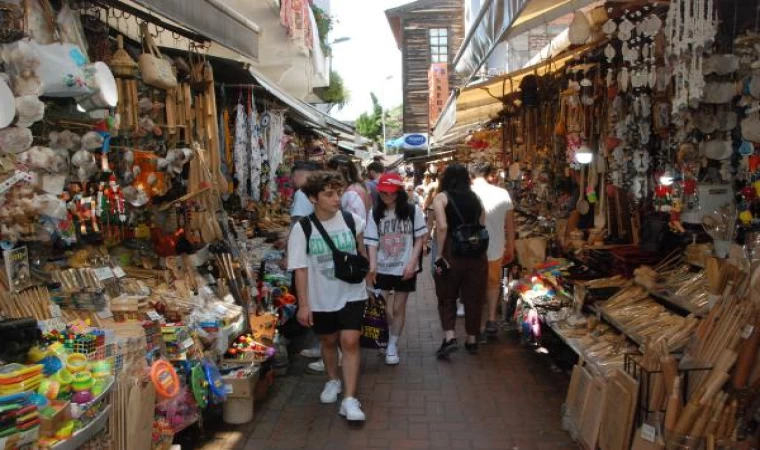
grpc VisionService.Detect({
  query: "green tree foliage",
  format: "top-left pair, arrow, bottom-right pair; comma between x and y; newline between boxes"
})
320,70 -> 349,110
355,93 -> 383,142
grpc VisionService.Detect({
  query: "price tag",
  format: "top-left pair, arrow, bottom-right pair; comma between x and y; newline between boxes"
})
113,266 -> 126,278
97,309 -> 114,319
742,325 -> 755,339
147,310 -> 162,321
182,337 -> 194,349
640,424 -> 657,442
94,267 -> 115,281
49,304 -> 62,318
223,384 -> 233,395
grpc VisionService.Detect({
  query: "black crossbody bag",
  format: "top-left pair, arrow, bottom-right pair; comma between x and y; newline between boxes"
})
301,212 -> 369,284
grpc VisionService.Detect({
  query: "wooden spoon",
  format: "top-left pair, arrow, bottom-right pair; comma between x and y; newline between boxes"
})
577,165 -> 590,215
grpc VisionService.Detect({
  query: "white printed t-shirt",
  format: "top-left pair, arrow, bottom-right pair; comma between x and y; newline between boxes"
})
287,212 -> 367,312
364,205 -> 427,276
290,190 -> 313,218
471,178 -> 514,261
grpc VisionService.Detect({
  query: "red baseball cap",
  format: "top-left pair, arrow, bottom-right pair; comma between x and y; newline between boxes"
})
377,172 -> 404,193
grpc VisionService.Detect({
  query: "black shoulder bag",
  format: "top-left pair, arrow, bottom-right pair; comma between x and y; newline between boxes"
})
305,212 -> 369,284
445,193 -> 489,257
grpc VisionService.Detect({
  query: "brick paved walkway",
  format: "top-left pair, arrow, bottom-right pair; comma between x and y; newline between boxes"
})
199,268 -> 577,450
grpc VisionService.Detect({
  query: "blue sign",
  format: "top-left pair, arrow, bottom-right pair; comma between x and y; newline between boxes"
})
404,134 -> 427,146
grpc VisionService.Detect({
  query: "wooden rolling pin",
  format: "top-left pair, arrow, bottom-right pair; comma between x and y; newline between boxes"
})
664,376 -> 682,433
673,387 -> 706,434
733,317 -> 760,389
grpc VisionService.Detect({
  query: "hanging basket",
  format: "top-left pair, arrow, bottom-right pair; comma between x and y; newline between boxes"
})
111,35 -> 138,78
0,1 -> 24,44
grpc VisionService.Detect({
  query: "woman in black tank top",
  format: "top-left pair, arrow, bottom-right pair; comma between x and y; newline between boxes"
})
430,164 -> 488,357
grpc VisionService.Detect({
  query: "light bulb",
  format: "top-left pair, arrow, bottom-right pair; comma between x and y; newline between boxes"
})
659,171 -> 674,186
575,149 -> 593,164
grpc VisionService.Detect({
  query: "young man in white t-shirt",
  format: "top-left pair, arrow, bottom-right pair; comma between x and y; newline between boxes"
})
287,171 -> 369,421
470,162 -> 514,341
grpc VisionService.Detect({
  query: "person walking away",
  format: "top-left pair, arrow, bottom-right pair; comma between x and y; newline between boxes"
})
431,164 -> 488,357
329,155 -> 371,220
366,161 -> 384,207
406,183 -> 423,207
290,161 -> 319,222
469,162 -> 515,341
365,173 -> 427,365
287,171 -> 369,421
288,161 -> 321,358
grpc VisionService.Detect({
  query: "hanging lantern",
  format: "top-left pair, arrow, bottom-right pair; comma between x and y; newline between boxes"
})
0,1 -> 24,44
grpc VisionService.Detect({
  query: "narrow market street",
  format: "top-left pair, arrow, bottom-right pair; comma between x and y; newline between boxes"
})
199,264 -> 576,450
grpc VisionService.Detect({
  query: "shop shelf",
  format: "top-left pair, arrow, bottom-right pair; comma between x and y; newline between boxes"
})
51,405 -> 111,450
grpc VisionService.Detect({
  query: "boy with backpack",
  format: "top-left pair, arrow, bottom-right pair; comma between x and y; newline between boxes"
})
287,171 -> 369,422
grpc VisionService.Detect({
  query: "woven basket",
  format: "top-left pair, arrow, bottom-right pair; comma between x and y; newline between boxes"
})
111,35 -> 137,78
0,1 -> 24,44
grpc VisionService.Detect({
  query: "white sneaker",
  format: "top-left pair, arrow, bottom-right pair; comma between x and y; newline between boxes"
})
339,397 -> 366,421
300,347 -> 321,358
307,351 -> 342,373
385,352 -> 400,365
457,303 -> 465,317
307,359 -> 325,373
320,380 -> 342,404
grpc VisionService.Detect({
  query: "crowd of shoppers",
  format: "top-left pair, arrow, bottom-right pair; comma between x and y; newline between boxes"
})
286,157 -> 514,422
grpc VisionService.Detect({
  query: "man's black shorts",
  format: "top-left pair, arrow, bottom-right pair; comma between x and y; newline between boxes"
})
311,300 -> 367,335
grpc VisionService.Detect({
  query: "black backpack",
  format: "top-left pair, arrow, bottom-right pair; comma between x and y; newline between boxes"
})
445,193 -> 489,257
299,211 -> 369,284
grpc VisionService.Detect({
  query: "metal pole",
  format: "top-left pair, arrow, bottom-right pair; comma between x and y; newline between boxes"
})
382,104 -> 387,154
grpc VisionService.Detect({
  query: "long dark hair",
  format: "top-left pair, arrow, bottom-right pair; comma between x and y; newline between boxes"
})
439,163 -> 472,194
327,155 -> 362,185
373,190 -> 413,225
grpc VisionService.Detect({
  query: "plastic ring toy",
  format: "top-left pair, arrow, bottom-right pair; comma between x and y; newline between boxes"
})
150,360 -> 180,399
89,361 -> 111,379
52,369 -> 73,386
71,372 -> 93,392
66,354 -> 87,373
37,379 -> 60,400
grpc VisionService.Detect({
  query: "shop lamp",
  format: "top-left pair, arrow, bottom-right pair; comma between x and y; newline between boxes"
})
658,171 -> 675,186
574,146 -> 593,164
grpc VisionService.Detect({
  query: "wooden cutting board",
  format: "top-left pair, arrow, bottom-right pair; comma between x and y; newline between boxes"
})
127,380 -> 156,450
580,375 -> 607,450
569,366 -> 593,433
599,370 -> 640,450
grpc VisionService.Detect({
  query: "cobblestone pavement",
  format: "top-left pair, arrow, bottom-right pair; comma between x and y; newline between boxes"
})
197,268 -> 578,450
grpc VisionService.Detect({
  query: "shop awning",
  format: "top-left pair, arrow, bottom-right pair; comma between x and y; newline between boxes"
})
247,67 -> 354,136
454,0 -> 598,83
433,43 -> 596,147
129,0 -> 260,61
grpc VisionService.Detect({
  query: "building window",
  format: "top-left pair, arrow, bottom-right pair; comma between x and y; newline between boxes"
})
429,28 -> 448,63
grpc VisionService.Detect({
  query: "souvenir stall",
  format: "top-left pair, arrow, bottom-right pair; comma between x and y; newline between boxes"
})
0,0 -> 314,448
427,0 -> 760,447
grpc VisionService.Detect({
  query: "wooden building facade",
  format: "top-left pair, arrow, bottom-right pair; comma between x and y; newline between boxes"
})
386,0 -> 464,134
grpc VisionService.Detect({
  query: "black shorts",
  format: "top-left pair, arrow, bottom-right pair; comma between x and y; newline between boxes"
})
312,300 -> 367,335
376,274 -> 417,293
